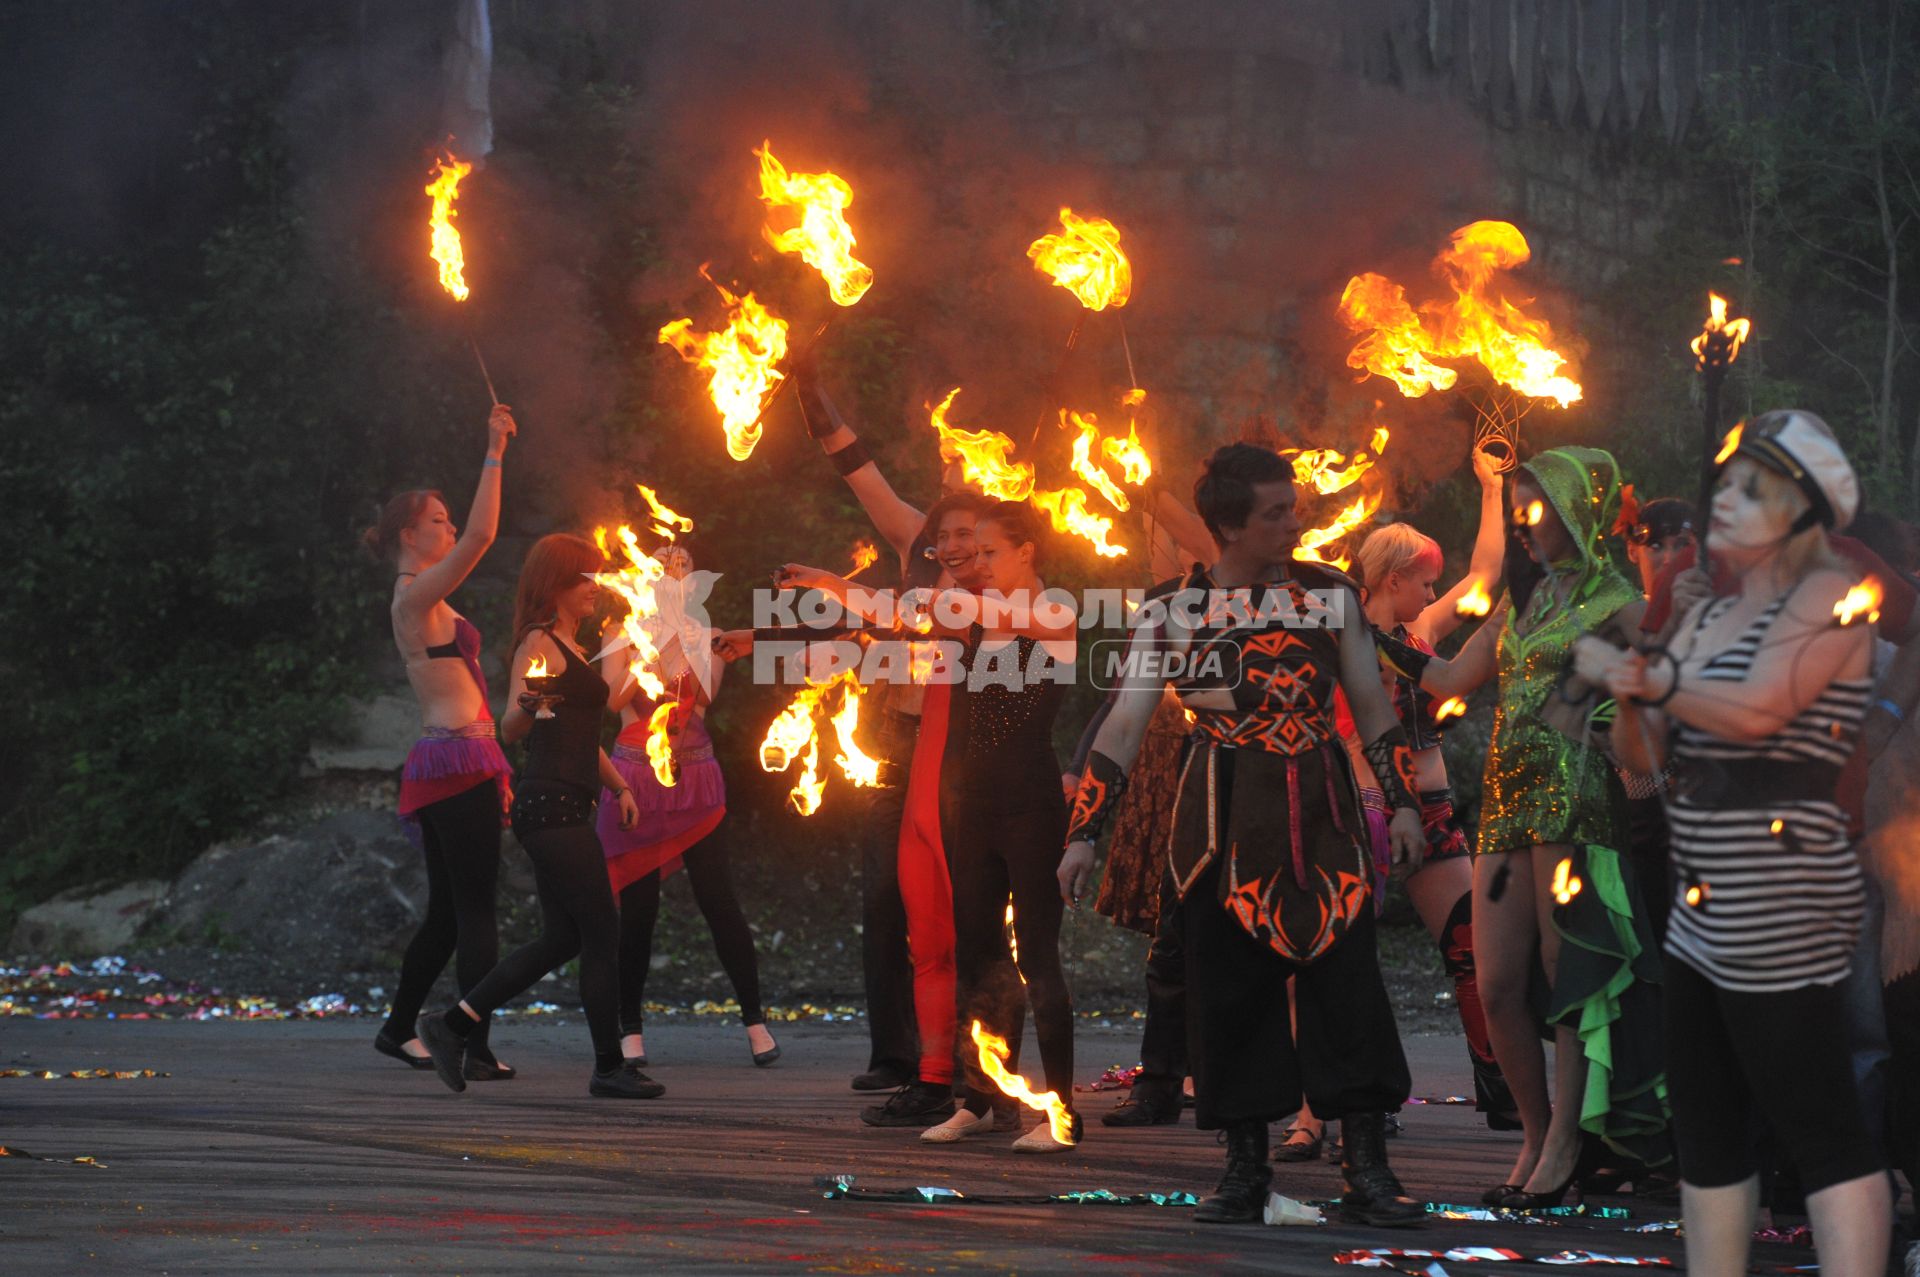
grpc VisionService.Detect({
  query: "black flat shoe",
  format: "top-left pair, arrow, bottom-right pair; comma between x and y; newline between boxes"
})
416,1016 -> 469,1093
463,1053 -> 516,1082
850,1063 -> 912,1092
1101,1089 -> 1183,1128
589,1066 -> 666,1099
373,1031 -> 434,1070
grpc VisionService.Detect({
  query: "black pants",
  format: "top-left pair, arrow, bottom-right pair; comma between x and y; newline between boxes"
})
1135,866 -> 1188,1096
1665,956 -> 1883,1193
858,712 -> 919,1075
384,779 -> 500,1054
617,819 -> 764,1029
946,795 -> 1073,1114
1625,795 -> 1673,946
463,820 -> 621,1067
1183,857 -> 1410,1130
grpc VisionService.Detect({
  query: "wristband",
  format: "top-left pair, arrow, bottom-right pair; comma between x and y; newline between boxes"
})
1065,750 -> 1129,847
1636,649 -> 1681,708
1361,724 -> 1420,815
483,457 -> 502,469
796,379 -> 843,439
829,438 -> 873,476
1874,697 -> 1907,723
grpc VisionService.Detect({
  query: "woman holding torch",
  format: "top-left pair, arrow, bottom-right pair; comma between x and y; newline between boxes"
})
368,403 -> 517,1081
1576,412 -> 1889,1276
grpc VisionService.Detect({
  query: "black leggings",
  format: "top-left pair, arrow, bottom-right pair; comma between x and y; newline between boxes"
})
617,821 -> 764,1030
384,779 -> 501,1054
1665,956 -> 1883,1193
462,821 -> 622,1070
946,797 -> 1073,1115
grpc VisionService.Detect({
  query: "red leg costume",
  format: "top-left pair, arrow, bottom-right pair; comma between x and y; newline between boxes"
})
897,680 -> 956,1084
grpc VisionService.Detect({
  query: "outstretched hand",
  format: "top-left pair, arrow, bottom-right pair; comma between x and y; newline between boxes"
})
712,630 -> 755,662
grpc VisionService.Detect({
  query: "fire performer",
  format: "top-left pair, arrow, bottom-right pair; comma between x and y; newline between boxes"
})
1323,441 -> 1516,1145
775,500 -> 1081,1151
368,403 -> 519,1081
1388,447 -> 1670,1209
1058,443 -> 1426,1226
419,535 -> 664,1099
598,545 -> 777,1070
1575,412 -> 1891,1275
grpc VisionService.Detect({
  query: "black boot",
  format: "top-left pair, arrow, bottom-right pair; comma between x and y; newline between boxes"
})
1192,1120 -> 1272,1224
1102,1081 -> 1184,1127
1339,1111 -> 1424,1228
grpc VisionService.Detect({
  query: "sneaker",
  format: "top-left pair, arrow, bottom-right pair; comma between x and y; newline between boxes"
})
860,1081 -> 956,1127
417,1015 -> 470,1094
1012,1112 -> 1082,1154
589,1066 -> 666,1099
920,1108 -> 993,1143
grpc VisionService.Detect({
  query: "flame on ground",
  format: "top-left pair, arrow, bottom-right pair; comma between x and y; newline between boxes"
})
1691,292 -> 1752,369
929,388 -> 1036,502
1834,578 -> 1885,627
659,272 -> 791,462
426,155 -> 475,302
1033,486 -> 1127,558
1028,208 -> 1132,312
1456,580 -> 1493,617
755,141 -> 873,307
969,1019 -> 1074,1145
1339,220 -> 1582,407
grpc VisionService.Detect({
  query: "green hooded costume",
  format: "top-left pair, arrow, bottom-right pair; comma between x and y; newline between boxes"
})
1482,445 -> 1671,1168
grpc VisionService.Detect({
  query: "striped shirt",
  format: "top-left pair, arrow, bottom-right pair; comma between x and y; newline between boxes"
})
1665,594 -> 1870,992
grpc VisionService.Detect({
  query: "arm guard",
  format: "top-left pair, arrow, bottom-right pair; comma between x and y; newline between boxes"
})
1362,724 -> 1420,815
1064,749 -> 1129,847
796,376 -> 848,440
1067,689 -> 1121,777
1373,627 -> 1434,685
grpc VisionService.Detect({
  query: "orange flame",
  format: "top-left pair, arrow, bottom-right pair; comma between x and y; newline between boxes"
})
850,539 -> 880,574
1033,486 -> 1127,558
645,701 -> 679,788
1714,421 -> 1744,466
1339,220 -> 1583,406
1520,500 -> 1545,528
1551,856 -> 1583,905
1685,882 -> 1711,907
592,511 -> 682,702
1028,208 -> 1132,312
1691,292 -> 1752,368
1770,818 -> 1785,835
1290,447 -> 1375,497
425,155 -> 474,302
928,388 -> 1036,502
755,142 -> 873,307
1294,489 -> 1383,573
1435,696 -> 1468,722
969,1019 -> 1074,1145
637,484 -> 694,539
1456,580 -> 1493,618
524,655 -> 550,680
1106,390 -> 1154,486
1065,410 -> 1133,512
659,272 -> 791,461
1834,579 -> 1884,627
759,671 -> 881,815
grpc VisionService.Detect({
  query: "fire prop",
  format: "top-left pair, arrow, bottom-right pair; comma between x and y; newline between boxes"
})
1435,696 -> 1468,722
1032,486 -> 1126,558
523,655 -> 556,720
1339,220 -> 1583,470
1456,580 -> 1493,618
1064,409 -> 1153,512
1028,208 -> 1132,313
969,1019 -> 1075,1145
850,539 -> 880,574
758,670 -> 881,815
1834,578 -> 1884,627
424,152 -> 499,405
929,389 -> 1037,502
659,271 -> 791,462
756,142 -> 873,307
1288,420 -> 1392,573
593,485 -> 701,784
1691,292 -> 1753,551
1550,857 -> 1583,906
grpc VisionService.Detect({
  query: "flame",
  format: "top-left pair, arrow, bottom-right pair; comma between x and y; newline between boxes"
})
1066,410 -> 1133,512
1033,486 -> 1127,558
755,142 -> 873,307
1520,500 -> 1545,527
1435,696 -> 1468,722
1691,292 -> 1752,368
1834,579 -> 1884,627
929,388 -> 1036,502
1294,489 -> 1383,573
425,155 -> 474,302
524,655 -> 550,680
969,1020 -> 1074,1145
850,540 -> 880,574
645,701 -> 679,788
1105,391 -> 1154,485
593,522 -> 672,701
1371,424 -> 1391,454
1290,447 -> 1375,497
659,271 -> 791,462
759,671 -> 881,815
1684,882 -> 1711,907
1456,580 -> 1493,617
1004,899 -> 1021,972
637,485 -> 694,539
1770,818 -> 1786,835
1339,220 -> 1583,406
1714,421 -> 1744,466
1551,856 -> 1583,906
1027,208 -> 1132,311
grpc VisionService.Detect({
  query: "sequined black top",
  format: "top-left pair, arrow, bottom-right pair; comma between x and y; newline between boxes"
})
942,624 -> 1069,811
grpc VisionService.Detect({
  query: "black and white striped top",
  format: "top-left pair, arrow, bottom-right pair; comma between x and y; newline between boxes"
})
1665,593 -> 1870,992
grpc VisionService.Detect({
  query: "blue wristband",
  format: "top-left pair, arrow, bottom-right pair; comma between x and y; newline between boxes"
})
1875,697 -> 1906,723
483,457 -> 502,469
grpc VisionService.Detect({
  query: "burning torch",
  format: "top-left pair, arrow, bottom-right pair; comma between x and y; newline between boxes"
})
1690,292 -> 1751,552
425,152 -> 499,405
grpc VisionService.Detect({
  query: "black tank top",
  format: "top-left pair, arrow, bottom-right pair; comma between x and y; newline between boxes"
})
520,629 -> 608,792
942,625 -> 1067,808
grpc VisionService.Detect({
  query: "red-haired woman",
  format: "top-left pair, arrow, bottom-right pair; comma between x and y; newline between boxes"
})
419,534 -> 660,1099
368,404 -> 518,1080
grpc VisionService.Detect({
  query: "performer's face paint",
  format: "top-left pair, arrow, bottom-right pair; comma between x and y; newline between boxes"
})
1512,474 -> 1574,564
1709,456 -> 1800,560
972,520 -> 1036,594
935,510 -> 983,586
1232,478 -> 1302,569
404,497 -> 459,565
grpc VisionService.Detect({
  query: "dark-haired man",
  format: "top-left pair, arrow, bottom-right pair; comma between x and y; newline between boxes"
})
1060,443 -> 1425,1227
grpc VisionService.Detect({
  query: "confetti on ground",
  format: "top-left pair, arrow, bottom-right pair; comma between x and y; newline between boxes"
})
1077,1063 -> 1142,1092
0,1069 -> 169,1080
1335,1249 -> 1674,1268
818,1175 -> 1199,1208
0,1144 -> 108,1169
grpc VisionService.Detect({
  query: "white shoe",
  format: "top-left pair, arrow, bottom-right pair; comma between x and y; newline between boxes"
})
1011,1121 -> 1078,1154
920,1108 -> 993,1143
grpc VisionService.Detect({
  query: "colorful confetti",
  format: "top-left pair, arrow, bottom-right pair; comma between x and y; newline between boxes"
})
818,1175 -> 1199,1208
0,1069 -> 168,1080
